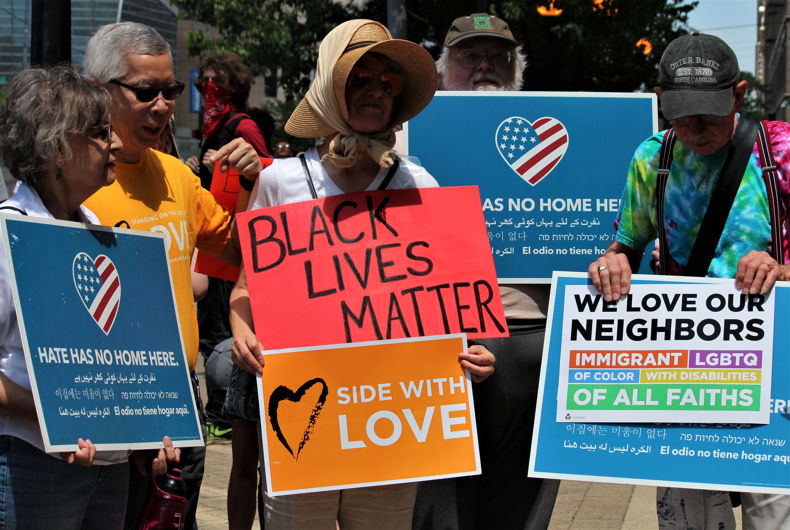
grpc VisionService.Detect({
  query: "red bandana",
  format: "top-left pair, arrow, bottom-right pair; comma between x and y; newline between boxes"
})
201,81 -> 237,138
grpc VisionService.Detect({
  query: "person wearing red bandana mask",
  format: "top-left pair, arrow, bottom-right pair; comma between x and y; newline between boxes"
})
186,51 -> 273,529
186,51 -> 271,189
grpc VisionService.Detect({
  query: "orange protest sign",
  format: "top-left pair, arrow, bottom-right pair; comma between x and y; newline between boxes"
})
259,334 -> 480,495
195,157 -> 272,281
237,186 -> 507,349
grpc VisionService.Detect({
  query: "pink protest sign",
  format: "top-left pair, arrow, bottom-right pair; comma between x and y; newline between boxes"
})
237,186 -> 507,349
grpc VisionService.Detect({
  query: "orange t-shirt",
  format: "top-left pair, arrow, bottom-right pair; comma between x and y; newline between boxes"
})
84,148 -> 232,370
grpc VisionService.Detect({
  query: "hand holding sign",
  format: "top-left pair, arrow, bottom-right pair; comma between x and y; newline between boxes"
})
588,242 -> 635,302
735,250 -> 787,295
210,137 -> 263,177
61,437 -> 96,466
459,344 -> 495,383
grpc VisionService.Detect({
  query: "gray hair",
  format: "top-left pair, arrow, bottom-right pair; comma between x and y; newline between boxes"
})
436,44 -> 526,90
83,22 -> 171,82
0,65 -> 112,189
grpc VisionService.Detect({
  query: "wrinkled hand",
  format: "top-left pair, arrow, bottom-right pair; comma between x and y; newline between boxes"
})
232,331 -> 265,375
459,344 -> 495,383
134,435 -> 181,477
735,250 -> 788,295
210,138 -> 262,177
589,252 -> 633,301
62,437 -> 96,466
185,155 -> 200,174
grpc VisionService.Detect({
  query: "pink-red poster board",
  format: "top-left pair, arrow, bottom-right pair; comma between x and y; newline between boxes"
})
237,186 -> 507,349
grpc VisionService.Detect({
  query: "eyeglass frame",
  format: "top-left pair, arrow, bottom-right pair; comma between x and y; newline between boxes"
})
84,121 -> 114,143
453,48 -> 514,69
194,74 -> 228,89
109,79 -> 185,102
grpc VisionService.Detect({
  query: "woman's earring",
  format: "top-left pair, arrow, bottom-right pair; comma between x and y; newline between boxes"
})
56,167 -> 63,180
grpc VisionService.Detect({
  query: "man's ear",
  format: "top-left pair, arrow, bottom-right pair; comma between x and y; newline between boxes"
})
732,80 -> 748,112
654,86 -> 661,99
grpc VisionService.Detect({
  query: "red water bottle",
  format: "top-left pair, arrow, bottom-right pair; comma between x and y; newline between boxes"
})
139,468 -> 188,529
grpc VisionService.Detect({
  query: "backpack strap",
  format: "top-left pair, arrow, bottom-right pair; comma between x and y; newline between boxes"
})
298,154 -> 401,198
655,128 -> 677,275
377,156 -> 399,190
299,153 -> 319,199
755,120 -> 784,264
224,112 -> 249,133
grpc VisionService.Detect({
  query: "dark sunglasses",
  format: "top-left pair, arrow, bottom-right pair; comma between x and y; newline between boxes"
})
110,79 -> 185,102
195,74 -> 227,88
347,67 -> 403,97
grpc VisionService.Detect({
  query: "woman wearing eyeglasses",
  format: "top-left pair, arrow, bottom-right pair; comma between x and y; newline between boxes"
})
0,65 -> 179,529
228,19 -> 496,529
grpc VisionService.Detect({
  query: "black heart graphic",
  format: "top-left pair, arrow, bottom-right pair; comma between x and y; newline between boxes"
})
268,378 -> 329,460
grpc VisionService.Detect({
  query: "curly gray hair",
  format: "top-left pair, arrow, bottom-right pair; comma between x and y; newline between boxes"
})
83,22 -> 171,82
436,44 -> 526,90
0,65 -> 112,189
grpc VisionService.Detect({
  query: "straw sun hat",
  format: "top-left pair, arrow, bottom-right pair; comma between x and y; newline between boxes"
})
285,20 -> 438,138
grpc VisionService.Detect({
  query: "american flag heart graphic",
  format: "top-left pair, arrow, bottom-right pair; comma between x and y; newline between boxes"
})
495,116 -> 569,186
72,252 -> 121,335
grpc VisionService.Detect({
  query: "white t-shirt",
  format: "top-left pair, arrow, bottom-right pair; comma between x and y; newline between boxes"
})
249,147 -> 438,210
0,183 -> 127,463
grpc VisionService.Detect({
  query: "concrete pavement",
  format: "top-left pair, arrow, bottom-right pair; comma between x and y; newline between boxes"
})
195,441 -> 674,529
194,357 -> 742,529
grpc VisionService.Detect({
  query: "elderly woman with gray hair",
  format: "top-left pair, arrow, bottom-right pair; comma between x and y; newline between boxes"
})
0,65 -> 177,529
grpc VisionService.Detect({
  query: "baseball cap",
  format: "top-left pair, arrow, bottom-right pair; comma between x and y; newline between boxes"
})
444,13 -> 517,47
658,32 -> 740,120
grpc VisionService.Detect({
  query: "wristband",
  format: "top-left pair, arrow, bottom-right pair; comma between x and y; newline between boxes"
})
239,173 -> 256,191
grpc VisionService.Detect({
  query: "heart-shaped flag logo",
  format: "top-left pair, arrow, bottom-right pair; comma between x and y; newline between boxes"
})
72,252 -> 121,335
268,378 -> 329,460
495,116 -> 569,186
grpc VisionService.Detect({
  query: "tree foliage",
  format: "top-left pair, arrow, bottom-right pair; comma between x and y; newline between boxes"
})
357,0 -> 698,92
740,71 -> 768,120
172,0 -> 699,100
169,0 -> 361,100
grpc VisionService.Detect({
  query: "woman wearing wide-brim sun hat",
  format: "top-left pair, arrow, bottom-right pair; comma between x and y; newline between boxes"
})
228,18 -> 497,529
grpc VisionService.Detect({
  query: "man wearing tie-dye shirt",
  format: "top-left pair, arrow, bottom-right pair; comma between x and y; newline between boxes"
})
589,33 -> 790,530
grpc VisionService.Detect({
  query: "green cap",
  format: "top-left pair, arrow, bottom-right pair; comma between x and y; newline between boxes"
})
444,13 -> 517,47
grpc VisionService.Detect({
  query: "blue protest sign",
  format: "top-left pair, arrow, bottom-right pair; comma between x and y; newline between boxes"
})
530,272 -> 790,493
1,215 -> 202,452
405,92 -> 657,281
189,68 -> 202,114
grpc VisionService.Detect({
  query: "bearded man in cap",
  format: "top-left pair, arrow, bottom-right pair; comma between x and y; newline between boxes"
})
589,33 -> 790,529
436,12 -> 525,91
412,14 -> 559,530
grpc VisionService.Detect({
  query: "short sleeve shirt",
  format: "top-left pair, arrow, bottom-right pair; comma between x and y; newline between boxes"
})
614,120 -> 790,278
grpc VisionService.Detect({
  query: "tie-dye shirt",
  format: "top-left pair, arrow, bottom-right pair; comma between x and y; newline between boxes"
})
614,120 -> 790,278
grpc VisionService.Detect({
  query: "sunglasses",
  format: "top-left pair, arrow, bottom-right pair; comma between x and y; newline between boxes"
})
110,79 -> 185,102
455,49 -> 513,69
347,67 -> 403,97
194,74 -> 227,88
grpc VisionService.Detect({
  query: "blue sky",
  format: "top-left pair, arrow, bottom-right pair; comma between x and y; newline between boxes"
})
686,0 -> 757,73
